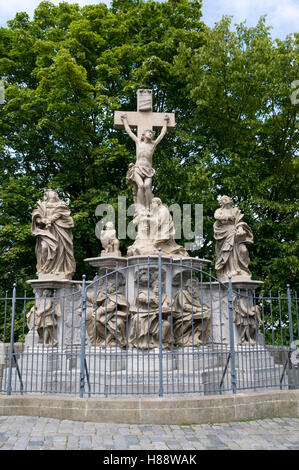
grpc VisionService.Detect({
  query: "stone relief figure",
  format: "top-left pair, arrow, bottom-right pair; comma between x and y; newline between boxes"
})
233,296 -> 261,345
83,298 -> 97,347
173,279 -> 210,347
214,195 -> 253,281
31,189 -> 76,279
100,221 -> 121,257
121,113 -> 169,209
128,280 -> 172,349
27,289 -> 61,347
85,280 -> 128,347
134,267 -> 162,287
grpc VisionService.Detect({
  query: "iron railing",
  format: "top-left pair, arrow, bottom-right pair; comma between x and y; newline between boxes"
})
0,254 -> 298,397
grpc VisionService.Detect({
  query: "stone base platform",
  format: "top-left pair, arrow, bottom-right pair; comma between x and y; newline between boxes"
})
1,390 -> 299,425
2,345 -> 289,396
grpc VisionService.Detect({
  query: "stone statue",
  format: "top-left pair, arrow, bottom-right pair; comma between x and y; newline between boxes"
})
214,195 -> 253,281
233,296 -> 261,345
121,113 -> 169,209
128,280 -> 172,349
127,207 -> 156,256
26,289 -> 61,346
173,279 -> 210,347
85,280 -> 128,347
100,221 -> 121,257
150,198 -> 189,257
31,189 -> 76,279
127,198 -> 189,257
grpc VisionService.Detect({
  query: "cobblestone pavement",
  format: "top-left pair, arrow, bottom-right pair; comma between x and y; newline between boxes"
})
0,416 -> 298,450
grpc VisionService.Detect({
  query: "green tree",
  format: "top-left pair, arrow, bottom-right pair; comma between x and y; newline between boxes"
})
0,0 -> 205,297
174,16 -> 299,292
0,1 -> 298,303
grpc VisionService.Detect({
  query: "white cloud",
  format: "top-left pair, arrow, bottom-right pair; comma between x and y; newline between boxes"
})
0,0 -> 298,38
202,0 -> 299,38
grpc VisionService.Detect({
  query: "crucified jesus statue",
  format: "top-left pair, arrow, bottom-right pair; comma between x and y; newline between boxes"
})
121,113 -> 170,209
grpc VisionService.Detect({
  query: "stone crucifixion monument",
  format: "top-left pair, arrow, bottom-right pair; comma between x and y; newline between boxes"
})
114,89 -> 175,209
114,89 -> 188,258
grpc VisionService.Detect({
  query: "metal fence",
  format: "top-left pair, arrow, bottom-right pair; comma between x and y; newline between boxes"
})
0,256 -> 298,397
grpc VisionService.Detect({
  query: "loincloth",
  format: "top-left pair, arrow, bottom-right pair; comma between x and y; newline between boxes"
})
126,164 -> 156,184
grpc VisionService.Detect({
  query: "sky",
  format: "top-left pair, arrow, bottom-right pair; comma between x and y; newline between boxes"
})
0,0 -> 298,39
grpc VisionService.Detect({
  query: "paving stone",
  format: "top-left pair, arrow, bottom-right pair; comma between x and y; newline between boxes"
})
0,414 -> 298,450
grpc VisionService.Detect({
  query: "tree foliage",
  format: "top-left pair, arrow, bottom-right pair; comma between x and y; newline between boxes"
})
0,1 -> 298,299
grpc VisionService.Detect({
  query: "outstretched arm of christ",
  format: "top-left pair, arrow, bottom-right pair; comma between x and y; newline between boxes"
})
121,114 -> 138,143
153,115 -> 170,146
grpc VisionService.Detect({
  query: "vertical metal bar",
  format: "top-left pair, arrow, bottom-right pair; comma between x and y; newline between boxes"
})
59,288 -> 65,393
269,291 -> 274,345
7,283 -> 17,395
218,281 -> 224,388
278,292 -> 283,346
237,289 -> 245,390
69,285 -> 75,394
20,290 -> 26,391
228,276 -> 237,394
287,285 -> 297,389
260,292 -> 269,388
245,289 -> 253,389
147,257 -> 150,394
136,260 -> 140,395
199,264 -> 203,393
115,267 -> 118,394
93,280 -> 98,395
104,269 -> 108,396
158,249 -> 163,397
79,275 -> 87,398
295,292 -> 298,339
41,292 -> 47,394
1,291 -> 8,392
253,291 -> 260,389
180,257 -> 184,393
269,291 -> 274,389
170,257 -> 174,394
125,258 -> 129,395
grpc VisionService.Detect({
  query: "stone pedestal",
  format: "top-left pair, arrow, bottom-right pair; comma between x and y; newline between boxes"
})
84,255 -> 211,303
4,344 -> 287,395
26,279 -> 83,348
201,280 -> 264,346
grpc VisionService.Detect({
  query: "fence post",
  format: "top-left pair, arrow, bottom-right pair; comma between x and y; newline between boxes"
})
79,275 -> 87,398
7,283 -> 17,396
287,284 -> 297,389
158,248 -> 163,397
228,276 -> 237,394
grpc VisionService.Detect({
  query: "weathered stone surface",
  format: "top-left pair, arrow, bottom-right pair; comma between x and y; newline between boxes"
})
0,390 -> 299,425
26,280 -> 82,348
214,195 -> 253,281
172,279 -> 210,347
100,221 -> 121,257
128,280 -> 172,349
31,189 -> 76,280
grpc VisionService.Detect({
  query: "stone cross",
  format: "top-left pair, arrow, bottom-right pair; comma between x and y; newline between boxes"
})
114,89 -> 176,138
